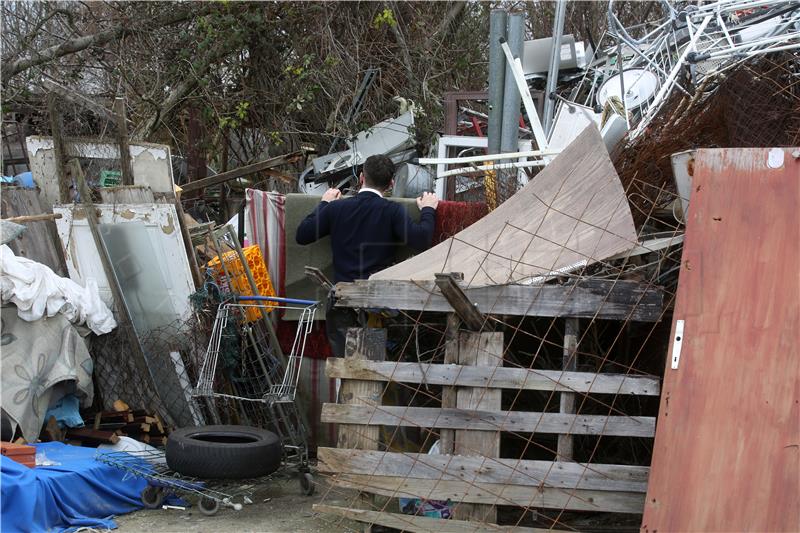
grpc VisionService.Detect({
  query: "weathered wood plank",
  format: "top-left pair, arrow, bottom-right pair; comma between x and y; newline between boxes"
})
313,504 -> 569,533
337,328 -> 386,450
98,186 -> 155,204
439,315 -> 460,455
557,318 -> 579,461
454,331 -> 502,522
317,448 -> 649,493
435,273 -> 486,330
331,474 -> 646,514
0,187 -> 66,275
325,359 -> 660,396
321,404 -> 655,437
335,279 -> 663,322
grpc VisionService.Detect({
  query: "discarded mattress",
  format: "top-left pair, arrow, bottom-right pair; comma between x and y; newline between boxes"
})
1,306 -> 94,443
0,442 -> 145,532
370,126 -> 638,286
0,244 -> 116,335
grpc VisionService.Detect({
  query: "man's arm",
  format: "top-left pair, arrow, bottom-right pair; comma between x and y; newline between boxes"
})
392,192 -> 438,250
295,188 -> 341,244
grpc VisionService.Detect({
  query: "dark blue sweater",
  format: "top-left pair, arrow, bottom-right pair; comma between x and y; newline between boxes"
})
295,191 -> 436,283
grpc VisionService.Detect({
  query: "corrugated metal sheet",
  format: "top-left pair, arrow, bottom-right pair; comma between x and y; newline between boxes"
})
642,147 -> 800,532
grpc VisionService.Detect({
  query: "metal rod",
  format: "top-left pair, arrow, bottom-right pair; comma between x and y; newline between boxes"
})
542,0 -> 567,136
500,12 -> 526,155
419,148 -> 559,166
487,9 -> 508,156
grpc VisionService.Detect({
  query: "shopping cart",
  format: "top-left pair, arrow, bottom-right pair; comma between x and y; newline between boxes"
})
98,296 -> 320,515
193,295 -> 319,494
96,448 -> 258,516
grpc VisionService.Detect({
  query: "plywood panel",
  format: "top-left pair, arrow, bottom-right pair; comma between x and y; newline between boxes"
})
642,148 -> 800,532
371,126 -> 637,286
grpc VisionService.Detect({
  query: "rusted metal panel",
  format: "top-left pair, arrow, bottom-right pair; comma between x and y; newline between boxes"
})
642,147 -> 800,532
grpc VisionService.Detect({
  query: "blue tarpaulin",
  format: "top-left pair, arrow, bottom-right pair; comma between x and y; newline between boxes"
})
1,442 -> 146,532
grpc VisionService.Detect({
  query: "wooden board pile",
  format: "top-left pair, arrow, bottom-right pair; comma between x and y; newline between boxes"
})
66,401 -> 170,447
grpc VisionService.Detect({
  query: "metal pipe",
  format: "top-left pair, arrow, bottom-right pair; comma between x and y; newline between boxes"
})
500,12 -> 525,154
542,0 -> 567,136
437,159 -> 547,178
487,9 -> 508,155
419,148 -> 559,166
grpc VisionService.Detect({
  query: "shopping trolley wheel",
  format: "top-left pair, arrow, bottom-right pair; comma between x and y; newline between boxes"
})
300,472 -> 315,496
198,496 -> 220,516
141,486 -> 165,509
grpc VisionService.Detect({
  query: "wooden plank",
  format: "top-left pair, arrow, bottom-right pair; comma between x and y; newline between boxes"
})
454,331 -> 502,523
557,318 -> 579,461
332,474 -> 645,514
370,126 -> 637,286
335,279 -> 663,322
114,98 -> 134,186
439,314 -> 459,454
317,448 -> 649,493
643,148 -> 800,532
46,93 -> 70,203
0,187 -> 66,275
322,404 -> 655,437
98,186 -> 155,204
313,504 -> 568,533
337,328 -> 387,449
434,273 -> 486,330
3,213 -> 62,223
325,359 -> 660,396
66,428 -> 120,444
179,152 -> 303,193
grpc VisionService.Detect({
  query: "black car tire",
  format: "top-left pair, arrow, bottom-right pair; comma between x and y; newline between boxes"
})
165,425 -> 281,479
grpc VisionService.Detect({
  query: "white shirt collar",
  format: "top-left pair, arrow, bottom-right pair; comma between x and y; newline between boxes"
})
359,187 -> 383,197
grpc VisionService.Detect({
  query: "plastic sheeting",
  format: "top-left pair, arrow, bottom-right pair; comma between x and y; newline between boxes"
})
1,442 -> 145,532
0,244 -> 116,335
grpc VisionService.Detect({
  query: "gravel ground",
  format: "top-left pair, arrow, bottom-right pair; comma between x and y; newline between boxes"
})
114,475 -> 360,533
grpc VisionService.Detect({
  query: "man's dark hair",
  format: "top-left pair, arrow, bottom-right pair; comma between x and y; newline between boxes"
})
363,155 -> 395,190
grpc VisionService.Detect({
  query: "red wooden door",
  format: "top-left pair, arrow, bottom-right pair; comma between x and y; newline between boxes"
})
642,147 -> 800,532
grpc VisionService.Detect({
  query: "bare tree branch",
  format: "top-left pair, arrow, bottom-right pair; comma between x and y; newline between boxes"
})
1,4 -> 214,82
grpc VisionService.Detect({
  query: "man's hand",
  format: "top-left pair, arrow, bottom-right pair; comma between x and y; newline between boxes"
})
321,188 -> 341,203
417,191 -> 439,210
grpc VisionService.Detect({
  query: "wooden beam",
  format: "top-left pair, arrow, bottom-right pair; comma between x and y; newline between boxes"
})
338,328 -> 386,449
335,279 -> 664,322
434,273 -> 486,330
321,404 -> 656,437
557,318 -> 579,461
3,213 -> 63,223
313,505 -> 569,533
317,448 -> 649,493
325,359 -> 660,396
439,314 -> 460,455
179,152 -> 303,193
453,331 -> 502,523
337,328 -> 386,531
113,98 -> 134,186
47,94 -> 70,203
331,474 -> 646,514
